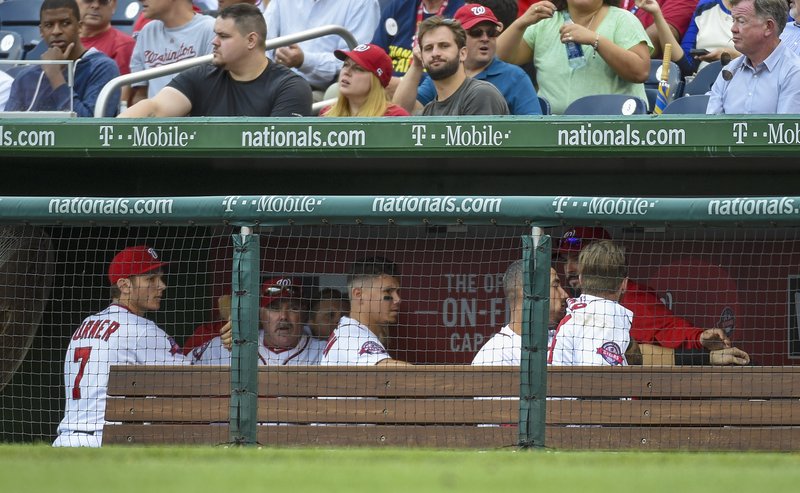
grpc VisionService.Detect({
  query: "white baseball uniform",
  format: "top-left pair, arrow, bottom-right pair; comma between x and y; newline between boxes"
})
319,316 -> 390,366
53,304 -> 188,447
548,294 -> 632,366
472,325 -> 558,366
190,328 -> 325,366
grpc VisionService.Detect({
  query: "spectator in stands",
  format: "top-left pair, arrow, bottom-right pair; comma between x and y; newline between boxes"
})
0,71 -> 13,111
119,4 -> 311,117
266,0 -> 380,100
627,0 -> 698,59
496,0 -> 652,115
320,257 -> 409,365
5,0 -> 120,116
707,0 -> 800,114
780,0 -> 800,54
320,43 -> 410,116
193,277 -> 325,365
372,0 -> 465,96
548,240 -> 637,366
80,0 -> 136,77
308,288 -> 350,339
129,0 -> 215,104
393,4 -> 540,114
472,262 -> 569,365
217,0 -> 267,13
402,16 -> 509,115
637,0 -> 738,77
476,0 -> 522,29
557,227 -> 751,365
53,246 -> 187,447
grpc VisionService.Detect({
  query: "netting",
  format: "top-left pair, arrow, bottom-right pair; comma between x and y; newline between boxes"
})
1,197 -> 799,450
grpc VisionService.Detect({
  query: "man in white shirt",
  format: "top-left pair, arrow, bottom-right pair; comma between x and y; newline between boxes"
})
472,261 -> 569,366
320,257 -> 408,366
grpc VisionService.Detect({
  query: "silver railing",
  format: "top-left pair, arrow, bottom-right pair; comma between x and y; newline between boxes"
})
94,25 -> 358,117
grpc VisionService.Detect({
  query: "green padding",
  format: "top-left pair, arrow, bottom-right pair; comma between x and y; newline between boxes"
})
230,233 -> 260,445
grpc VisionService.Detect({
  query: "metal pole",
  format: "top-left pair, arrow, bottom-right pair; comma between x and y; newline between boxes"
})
229,226 -> 259,445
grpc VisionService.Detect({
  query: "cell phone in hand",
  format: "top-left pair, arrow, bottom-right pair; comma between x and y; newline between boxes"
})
689,48 -> 710,57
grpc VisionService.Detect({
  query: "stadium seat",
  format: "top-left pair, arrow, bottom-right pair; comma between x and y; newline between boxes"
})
563,94 -> 648,115
0,30 -> 24,63
683,60 -> 722,96
661,94 -> 711,114
538,96 -> 551,115
0,0 -> 45,59
645,59 -> 683,112
111,0 -> 141,32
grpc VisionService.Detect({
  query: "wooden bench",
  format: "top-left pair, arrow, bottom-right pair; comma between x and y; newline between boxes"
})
104,365 -> 800,451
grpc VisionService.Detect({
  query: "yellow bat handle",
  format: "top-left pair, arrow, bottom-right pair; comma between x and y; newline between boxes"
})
661,43 -> 672,81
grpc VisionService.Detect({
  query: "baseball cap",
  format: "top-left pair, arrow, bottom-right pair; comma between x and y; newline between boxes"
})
334,43 -> 393,88
260,277 -> 300,308
557,227 -> 612,254
108,246 -> 168,284
454,4 -> 501,30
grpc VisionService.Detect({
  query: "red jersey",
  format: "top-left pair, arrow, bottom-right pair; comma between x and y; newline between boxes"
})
622,280 -> 704,350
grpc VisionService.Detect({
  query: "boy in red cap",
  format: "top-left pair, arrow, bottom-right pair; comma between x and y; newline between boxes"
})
202,277 -> 326,365
54,245 -> 187,448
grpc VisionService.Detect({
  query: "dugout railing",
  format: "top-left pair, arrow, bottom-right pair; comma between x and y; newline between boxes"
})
1,195 -> 800,449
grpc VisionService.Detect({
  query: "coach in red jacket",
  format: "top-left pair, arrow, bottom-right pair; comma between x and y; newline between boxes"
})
557,227 -> 750,365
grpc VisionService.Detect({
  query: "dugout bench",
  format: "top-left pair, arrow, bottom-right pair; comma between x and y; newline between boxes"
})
103,364 -> 800,451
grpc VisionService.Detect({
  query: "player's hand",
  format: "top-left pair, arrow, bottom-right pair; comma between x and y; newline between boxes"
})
220,320 -> 233,352
275,44 -> 304,68
699,328 -> 731,351
709,347 -> 750,366
519,1 -> 556,27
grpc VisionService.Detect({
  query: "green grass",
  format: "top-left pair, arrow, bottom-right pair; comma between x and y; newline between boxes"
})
3,445 -> 799,493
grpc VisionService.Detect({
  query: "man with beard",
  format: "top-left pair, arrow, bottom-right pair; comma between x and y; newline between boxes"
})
5,0 -> 120,116
320,257 -> 409,366
473,262 -> 569,365
193,277 -> 325,365
394,4 -> 539,114
119,3 -> 311,117
398,15 -> 508,115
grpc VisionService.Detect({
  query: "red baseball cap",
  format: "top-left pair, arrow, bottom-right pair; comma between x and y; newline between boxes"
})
557,227 -> 612,254
454,4 -> 501,30
260,277 -> 300,308
108,246 -> 168,284
334,43 -> 393,88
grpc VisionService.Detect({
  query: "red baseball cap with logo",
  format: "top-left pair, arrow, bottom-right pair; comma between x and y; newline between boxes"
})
454,4 -> 501,29
334,43 -> 393,88
557,227 -> 612,254
260,277 -> 300,308
108,246 -> 168,284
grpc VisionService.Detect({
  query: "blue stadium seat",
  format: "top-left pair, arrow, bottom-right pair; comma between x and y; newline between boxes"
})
112,0 -> 140,26
645,59 -> 683,112
0,30 -> 24,63
0,0 -> 44,58
538,96 -> 551,115
661,94 -> 711,114
563,94 -> 648,115
683,60 -> 722,96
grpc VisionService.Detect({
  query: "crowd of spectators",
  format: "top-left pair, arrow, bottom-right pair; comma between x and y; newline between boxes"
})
2,0 -> 800,115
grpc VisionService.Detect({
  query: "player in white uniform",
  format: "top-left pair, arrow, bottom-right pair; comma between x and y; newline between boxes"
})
547,240 -> 636,366
193,277 -> 325,365
320,257 -> 408,366
472,262 -> 569,366
53,246 -> 187,447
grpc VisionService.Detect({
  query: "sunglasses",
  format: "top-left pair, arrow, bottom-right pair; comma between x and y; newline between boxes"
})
467,27 -> 500,38
81,0 -> 113,4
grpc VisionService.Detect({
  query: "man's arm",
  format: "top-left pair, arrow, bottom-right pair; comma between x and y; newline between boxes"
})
392,45 -> 424,114
118,87 -> 192,117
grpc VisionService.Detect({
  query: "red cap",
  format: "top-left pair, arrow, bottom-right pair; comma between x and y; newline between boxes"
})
108,246 -> 168,284
454,4 -> 501,30
260,277 -> 300,308
334,43 -> 393,88
557,227 -> 612,253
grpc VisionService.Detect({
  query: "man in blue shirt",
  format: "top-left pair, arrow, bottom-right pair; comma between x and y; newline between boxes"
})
707,0 -> 800,114
5,0 -> 120,116
393,4 -> 540,115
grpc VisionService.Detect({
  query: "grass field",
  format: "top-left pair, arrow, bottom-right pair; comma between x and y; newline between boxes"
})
2,445 -> 799,493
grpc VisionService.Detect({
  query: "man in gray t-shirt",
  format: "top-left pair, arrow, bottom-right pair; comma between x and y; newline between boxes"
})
129,0 -> 215,103
413,15 -> 508,116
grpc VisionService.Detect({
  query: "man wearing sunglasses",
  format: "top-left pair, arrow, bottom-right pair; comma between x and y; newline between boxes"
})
198,277 -> 325,365
395,4 -> 540,114
79,0 -> 135,77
